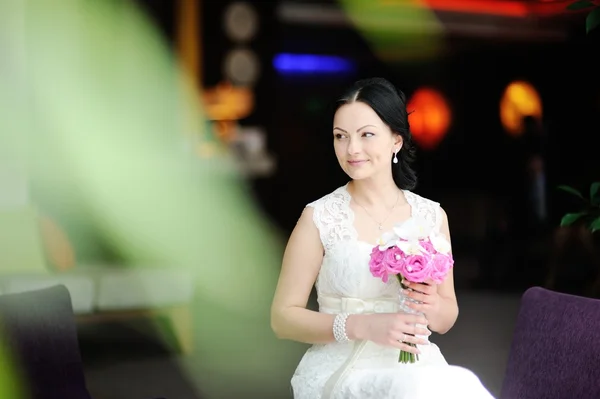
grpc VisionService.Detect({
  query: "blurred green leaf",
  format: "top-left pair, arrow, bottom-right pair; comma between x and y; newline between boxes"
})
588,7 -> 600,34
558,185 -> 584,199
338,0 -> 444,63
590,182 -> 600,203
567,0 -> 595,11
591,216 -> 600,233
561,212 -> 587,226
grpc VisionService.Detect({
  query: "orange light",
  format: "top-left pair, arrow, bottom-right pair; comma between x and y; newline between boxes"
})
407,87 -> 451,150
500,80 -> 542,137
213,120 -> 237,142
203,81 -> 254,121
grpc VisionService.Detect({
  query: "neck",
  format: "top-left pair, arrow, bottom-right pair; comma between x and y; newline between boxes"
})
348,175 -> 401,207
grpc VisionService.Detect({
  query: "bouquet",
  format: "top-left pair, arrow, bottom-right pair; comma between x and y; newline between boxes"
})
368,216 -> 454,363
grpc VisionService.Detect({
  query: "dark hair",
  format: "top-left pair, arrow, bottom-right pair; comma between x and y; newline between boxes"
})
334,77 -> 417,191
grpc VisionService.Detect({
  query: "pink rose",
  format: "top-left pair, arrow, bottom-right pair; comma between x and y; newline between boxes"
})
369,247 -> 390,282
420,239 -> 435,254
401,252 -> 433,283
383,247 -> 406,274
370,246 -> 385,264
429,253 -> 454,284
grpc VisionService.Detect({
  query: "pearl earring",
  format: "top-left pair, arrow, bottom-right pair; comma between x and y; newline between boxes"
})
393,149 -> 399,164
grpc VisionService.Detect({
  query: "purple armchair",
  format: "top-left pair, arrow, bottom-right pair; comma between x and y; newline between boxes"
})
500,286 -> 600,399
0,285 -> 169,399
0,285 -> 92,399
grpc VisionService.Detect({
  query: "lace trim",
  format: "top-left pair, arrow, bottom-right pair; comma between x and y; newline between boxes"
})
403,190 -> 440,232
307,186 -> 441,250
307,185 -> 357,252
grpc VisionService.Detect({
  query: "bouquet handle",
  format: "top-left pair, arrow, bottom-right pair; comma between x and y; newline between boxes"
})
398,278 -> 426,363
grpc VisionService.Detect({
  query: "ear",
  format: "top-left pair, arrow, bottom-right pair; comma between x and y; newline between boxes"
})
393,134 -> 403,151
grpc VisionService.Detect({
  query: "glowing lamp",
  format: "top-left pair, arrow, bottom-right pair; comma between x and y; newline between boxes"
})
407,87 -> 451,150
203,82 -> 254,121
500,80 -> 542,136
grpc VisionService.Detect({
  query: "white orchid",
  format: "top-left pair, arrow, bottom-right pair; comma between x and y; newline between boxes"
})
429,232 -> 452,254
376,216 -> 444,255
377,231 -> 398,250
393,216 -> 434,241
397,240 -> 425,255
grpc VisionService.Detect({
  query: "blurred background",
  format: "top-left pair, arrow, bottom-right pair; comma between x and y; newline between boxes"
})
0,0 -> 599,398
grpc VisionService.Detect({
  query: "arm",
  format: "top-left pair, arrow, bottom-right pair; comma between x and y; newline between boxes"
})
426,207 -> 459,334
405,207 -> 459,334
271,207 -> 430,347
270,207 -> 339,344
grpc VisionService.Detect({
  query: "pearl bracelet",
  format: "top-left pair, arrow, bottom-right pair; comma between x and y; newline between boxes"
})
333,312 -> 351,343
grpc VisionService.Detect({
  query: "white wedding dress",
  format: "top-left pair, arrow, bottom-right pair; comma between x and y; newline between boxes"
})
291,184 -> 495,399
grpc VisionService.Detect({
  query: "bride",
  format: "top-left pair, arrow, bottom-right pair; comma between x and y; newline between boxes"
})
271,78 -> 495,399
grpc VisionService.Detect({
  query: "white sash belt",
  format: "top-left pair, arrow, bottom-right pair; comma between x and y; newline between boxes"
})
319,296 -> 399,314
320,296 -> 398,399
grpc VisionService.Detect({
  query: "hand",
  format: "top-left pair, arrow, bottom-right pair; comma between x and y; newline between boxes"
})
403,279 -> 441,317
347,313 -> 431,354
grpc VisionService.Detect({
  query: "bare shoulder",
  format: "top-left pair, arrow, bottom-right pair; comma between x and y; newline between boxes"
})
438,206 -> 449,222
295,205 -> 317,231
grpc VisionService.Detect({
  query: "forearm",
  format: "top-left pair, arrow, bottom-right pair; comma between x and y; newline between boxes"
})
271,307 -> 339,344
427,296 -> 458,334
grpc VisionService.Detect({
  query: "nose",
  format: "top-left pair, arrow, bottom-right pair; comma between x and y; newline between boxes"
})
347,137 -> 361,155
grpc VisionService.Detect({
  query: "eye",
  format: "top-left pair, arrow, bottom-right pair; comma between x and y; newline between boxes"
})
363,132 -> 375,138
334,133 -> 346,140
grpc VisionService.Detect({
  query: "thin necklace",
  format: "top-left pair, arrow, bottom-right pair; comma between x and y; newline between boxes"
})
354,191 -> 401,231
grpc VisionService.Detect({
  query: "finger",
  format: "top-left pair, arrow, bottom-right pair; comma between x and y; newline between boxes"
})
404,282 -> 433,295
404,323 -> 432,338
399,323 -> 432,338
416,326 -> 432,337
389,340 -> 422,354
420,282 -> 437,294
402,280 -> 424,290
392,331 -> 429,346
404,290 -> 429,303
396,313 -> 428,326
424,278 -> 436,286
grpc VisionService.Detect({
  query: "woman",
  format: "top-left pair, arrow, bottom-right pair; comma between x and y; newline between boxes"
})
271,78 -> 495,399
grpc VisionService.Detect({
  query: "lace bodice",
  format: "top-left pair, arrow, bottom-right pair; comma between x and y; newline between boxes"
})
306,184 -> 443,308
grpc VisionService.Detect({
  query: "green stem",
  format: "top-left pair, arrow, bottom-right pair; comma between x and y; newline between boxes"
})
399,344 -> 419,363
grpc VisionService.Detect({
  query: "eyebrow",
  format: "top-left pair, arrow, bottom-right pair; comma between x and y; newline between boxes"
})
333,125 -> 377,133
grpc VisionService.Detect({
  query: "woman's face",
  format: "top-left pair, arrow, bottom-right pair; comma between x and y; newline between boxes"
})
333,101 -> 401,181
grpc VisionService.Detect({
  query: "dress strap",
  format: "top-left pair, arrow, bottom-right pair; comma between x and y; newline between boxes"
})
306,184 -> 357,253
403,190 -> 442,232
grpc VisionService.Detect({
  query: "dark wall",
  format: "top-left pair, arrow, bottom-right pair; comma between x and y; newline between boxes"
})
265,22 -> 599,233
131,2 -> 598,234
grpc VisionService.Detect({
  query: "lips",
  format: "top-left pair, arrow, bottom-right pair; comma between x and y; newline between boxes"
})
348,160 -> 367,166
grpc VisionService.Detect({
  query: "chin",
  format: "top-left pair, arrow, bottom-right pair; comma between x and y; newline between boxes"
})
344,169 -> 373,181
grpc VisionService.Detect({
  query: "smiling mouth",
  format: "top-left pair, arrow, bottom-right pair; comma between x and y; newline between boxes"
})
348,160 -> 367,165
